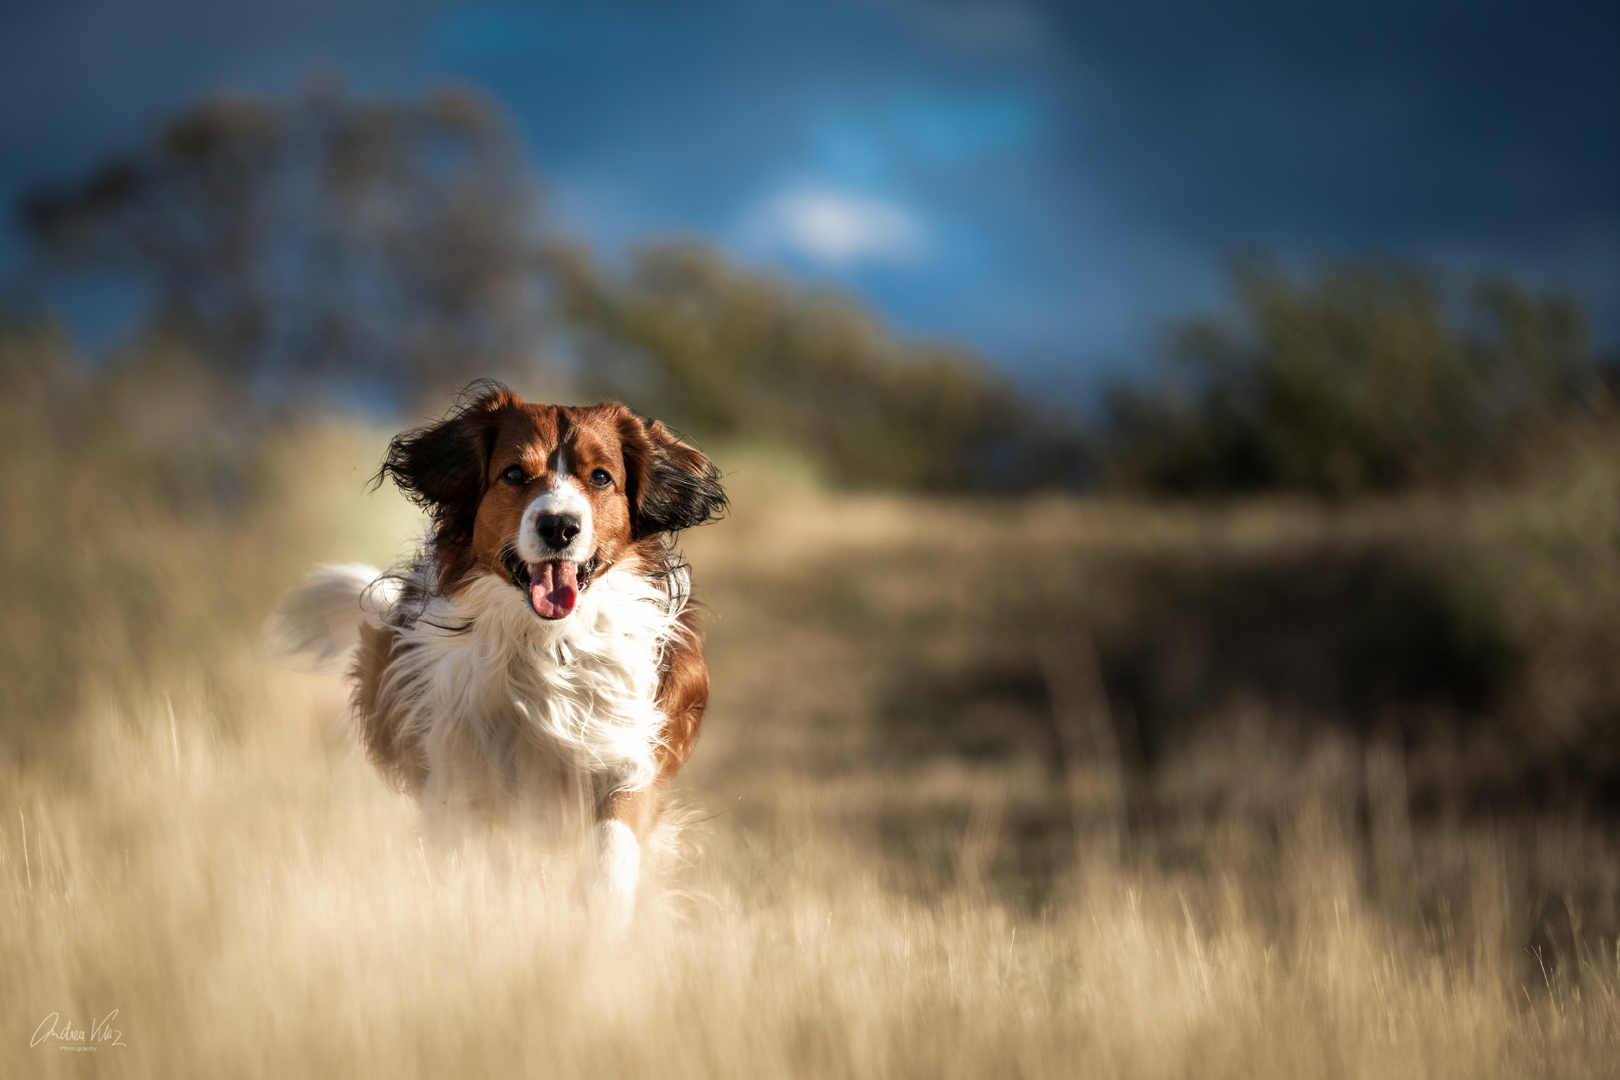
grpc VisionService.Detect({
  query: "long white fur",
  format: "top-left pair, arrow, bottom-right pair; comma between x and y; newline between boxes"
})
263,562 -> 401,672
271,557 -> 687,846
594,819 -> 642,925
384,563 -> 686,820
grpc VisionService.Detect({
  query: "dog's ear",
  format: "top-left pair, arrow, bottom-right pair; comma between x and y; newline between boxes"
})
379,382 -> 514,546
614,405 -> 727,539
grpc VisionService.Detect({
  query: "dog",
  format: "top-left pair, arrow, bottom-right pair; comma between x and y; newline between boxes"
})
269,384 -> 727,921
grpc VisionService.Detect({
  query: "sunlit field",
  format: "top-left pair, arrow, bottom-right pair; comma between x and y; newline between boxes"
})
5,415 -> 1620,1078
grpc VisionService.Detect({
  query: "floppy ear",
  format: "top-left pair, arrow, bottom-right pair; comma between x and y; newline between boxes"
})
615,405 -> 727,539
379,382 -> 514,546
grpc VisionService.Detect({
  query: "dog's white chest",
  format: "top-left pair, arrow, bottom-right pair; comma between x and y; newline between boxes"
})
378,568 -> 682,831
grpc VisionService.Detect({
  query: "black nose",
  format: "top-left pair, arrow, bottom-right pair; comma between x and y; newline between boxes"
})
536,513 -> 581,550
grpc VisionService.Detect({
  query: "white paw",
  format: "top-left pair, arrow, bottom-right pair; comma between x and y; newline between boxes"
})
592,820 -> 641,928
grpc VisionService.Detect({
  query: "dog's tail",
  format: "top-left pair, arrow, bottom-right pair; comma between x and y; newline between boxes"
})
264,563 -> 399,672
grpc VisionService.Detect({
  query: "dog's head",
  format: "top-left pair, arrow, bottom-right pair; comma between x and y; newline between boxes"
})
380,383 -> 726,618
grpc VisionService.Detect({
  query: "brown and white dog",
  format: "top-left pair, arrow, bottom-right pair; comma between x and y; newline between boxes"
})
270,384 -> 726,921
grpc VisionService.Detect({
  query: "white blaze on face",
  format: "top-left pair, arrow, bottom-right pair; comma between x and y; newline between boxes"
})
516,445 -> 595,565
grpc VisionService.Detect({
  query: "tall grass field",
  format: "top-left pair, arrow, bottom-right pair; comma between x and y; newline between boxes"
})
4,389 -> 1620,1077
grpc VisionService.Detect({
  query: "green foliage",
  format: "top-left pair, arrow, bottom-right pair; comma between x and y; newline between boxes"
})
1100,261 -> 1601,496
1441,457 -> 1620,768
559,241 -> 1053,490
22,82 -> 542,404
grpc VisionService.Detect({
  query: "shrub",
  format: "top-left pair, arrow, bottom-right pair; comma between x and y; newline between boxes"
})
1100,261 -> 1602,497
559,240 -> 1058,490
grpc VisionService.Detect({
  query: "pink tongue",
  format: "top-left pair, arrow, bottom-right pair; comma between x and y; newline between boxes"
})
529,561 -> 579,619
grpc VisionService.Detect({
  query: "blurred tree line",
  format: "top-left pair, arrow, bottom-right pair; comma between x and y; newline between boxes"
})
16,82 -> 1066,490
556,241 -> 1053,488
10,82 -> 1611,494
1100,260 -> 1609,497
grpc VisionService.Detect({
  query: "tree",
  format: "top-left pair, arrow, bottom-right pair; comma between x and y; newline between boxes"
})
558,241 -> 1050,490
1099,260 -> 1599,497
22,81 -> 547,405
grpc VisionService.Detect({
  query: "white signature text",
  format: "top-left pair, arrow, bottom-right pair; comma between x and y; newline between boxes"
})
31,1010 -> 127,1050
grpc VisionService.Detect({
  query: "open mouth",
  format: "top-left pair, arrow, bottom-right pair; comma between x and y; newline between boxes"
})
503,551 -> 600,619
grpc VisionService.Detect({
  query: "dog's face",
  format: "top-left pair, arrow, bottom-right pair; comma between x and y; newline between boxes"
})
381,386 -> 726,618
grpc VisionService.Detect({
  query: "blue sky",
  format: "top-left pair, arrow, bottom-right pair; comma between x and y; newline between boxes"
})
1,0 -> 1616,387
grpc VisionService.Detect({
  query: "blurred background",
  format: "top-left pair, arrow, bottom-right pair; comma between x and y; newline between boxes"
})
4,1 -> 1620,1075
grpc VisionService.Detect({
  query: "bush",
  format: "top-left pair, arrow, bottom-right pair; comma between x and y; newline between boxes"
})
1100,261 -> 1602,497
559,240 -> 1064,490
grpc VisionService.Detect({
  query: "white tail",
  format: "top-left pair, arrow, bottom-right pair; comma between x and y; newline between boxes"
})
264,563 -> 399,672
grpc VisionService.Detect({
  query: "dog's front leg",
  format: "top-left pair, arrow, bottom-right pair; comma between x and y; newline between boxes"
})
592,787 -> 659,926
592,820 -> 641,926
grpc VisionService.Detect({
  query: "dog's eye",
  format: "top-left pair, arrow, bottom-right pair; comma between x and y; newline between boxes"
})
589,468 -> 612,489
501,465 -> 526,486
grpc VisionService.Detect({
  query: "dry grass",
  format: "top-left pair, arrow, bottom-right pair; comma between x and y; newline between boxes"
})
4,427 -> 1620,1078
